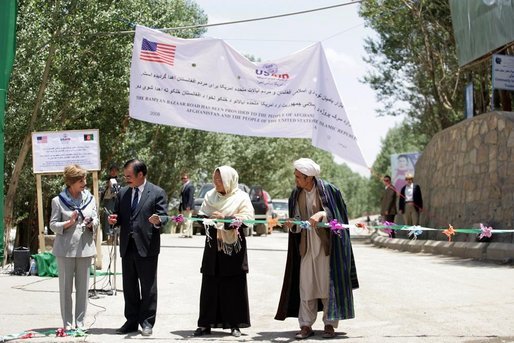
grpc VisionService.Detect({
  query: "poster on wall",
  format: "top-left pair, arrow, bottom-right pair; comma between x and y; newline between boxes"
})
390,152 -> 421,191
31,129 -> 101,174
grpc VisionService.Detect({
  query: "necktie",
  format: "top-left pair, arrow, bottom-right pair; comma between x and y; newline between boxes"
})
131,187 -> 139,214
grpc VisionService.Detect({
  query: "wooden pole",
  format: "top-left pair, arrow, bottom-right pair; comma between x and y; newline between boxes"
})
36,174 -> 46,253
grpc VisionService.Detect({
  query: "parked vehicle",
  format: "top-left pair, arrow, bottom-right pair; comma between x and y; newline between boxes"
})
271,199 -> 288,232
249,186 -> 273,235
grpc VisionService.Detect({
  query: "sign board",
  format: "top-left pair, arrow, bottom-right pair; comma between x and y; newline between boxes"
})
31,129 -> 101,173
492,54 -> 514,91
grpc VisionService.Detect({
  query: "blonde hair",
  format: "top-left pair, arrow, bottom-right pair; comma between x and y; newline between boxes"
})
63,164 -> 87,187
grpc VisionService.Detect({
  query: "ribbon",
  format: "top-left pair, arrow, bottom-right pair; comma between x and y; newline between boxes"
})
442,224 -> 456,241
162,215 -> 513,235
408,228 -> 423,239
479,223 -> 493,240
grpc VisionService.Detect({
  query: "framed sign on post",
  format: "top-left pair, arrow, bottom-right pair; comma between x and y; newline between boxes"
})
31,129 -> 103,268
32,129 -> 101,173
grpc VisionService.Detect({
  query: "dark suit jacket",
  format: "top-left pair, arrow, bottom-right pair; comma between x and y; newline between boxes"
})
179,182 -> 195,211
380,186 -> 397,216
399,184 -> 423,212
115,181 -> 169,258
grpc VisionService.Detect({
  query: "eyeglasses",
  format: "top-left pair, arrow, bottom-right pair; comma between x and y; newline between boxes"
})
181,177 -> 187,180
405,178 -> 413,181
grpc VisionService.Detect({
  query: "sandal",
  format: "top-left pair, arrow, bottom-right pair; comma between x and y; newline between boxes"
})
295,326 -> 314,339
322,325 -> 336,339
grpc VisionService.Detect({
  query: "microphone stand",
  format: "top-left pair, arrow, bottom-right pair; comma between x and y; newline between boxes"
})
111,224 -> 119,295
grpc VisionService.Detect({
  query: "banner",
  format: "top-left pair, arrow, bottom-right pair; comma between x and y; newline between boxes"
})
129,25 -> 366,167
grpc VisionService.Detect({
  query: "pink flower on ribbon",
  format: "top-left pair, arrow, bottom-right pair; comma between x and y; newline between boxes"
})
329,219 -> 343,231
383,221 -> 395,226
479,223 -> 493,239
172,214 -> 184,223
229,218 -> 243,229
56,328 -> 67,337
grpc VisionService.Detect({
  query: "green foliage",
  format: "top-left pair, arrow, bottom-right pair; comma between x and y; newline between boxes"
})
359,0 -> 466,138
6,0 -> 208,226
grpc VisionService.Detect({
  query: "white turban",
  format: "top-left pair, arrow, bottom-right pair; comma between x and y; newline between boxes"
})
293,158 -> 320,177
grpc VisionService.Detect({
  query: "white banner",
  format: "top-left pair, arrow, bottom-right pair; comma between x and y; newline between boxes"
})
130,25 -> 366,166
32,129 -> 101,173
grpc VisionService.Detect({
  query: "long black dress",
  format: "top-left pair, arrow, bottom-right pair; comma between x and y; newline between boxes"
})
197,222 -> 251,329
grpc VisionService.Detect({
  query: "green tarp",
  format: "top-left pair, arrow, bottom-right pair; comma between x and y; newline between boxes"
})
32,252 -> 58,277
450,0 -> 514,67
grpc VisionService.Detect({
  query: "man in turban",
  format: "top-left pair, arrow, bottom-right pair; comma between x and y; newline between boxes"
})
275,158 -> 359,339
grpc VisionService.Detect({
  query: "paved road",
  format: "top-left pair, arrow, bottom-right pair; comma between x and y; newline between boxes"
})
1,232 -> 513,342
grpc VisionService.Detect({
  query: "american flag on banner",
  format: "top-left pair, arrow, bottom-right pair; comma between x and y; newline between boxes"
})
140,38 -> 176,66
36,136 -> 47,143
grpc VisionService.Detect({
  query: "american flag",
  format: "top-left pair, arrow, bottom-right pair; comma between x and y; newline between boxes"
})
140,38 -> 176,66
36,136 -> 47,143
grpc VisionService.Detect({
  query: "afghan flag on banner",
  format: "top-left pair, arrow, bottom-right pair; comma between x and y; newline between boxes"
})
84,133 -> 94,141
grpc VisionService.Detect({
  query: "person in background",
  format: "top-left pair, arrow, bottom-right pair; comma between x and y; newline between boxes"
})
108,159 -> 169,337
193,166 -> 254,338
275,158 -> 359,339
50,164 -> 99,331
179,172 -> 195,238
399,173 -> 423,226
380,175 -> 398,238
100,164 -> 120,242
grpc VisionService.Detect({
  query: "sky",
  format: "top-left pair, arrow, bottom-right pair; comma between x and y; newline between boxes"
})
191,0 -> 405,176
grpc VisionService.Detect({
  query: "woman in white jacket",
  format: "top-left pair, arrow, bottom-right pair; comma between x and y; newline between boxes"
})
50,164 -> 98,331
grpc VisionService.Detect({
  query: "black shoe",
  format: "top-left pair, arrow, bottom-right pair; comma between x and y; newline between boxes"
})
141,325 -> 153,336
116,322 -> 138,334
231,327 -> 241,337
193,327 -> 211,336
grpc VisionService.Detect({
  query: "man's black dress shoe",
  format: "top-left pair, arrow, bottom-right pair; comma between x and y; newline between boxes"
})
193,327 -> 211,336
141,324 -> 153,336
116,322 -> 138,334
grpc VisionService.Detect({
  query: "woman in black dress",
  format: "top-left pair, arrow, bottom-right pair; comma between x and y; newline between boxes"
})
193,166 -> 254,337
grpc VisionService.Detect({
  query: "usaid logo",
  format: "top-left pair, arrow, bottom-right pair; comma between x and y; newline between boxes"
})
60,133 -> 71,142
255,63 -> 289,79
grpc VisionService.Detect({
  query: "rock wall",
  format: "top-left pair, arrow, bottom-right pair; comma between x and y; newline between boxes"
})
415,111 -> 514,243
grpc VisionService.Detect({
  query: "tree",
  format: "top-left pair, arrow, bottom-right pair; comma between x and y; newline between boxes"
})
359,0 -> 466,138
5,0 -> 373,257
5,0 -> 207,251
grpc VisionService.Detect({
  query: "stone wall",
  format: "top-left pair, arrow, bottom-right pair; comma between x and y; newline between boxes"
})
415,111 -> 514,243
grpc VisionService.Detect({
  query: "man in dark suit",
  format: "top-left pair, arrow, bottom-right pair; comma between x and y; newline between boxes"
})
380,175 -> 397,237
108,159 -> 168,336
178,173 -> 195,238
399,173 -> 423,226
